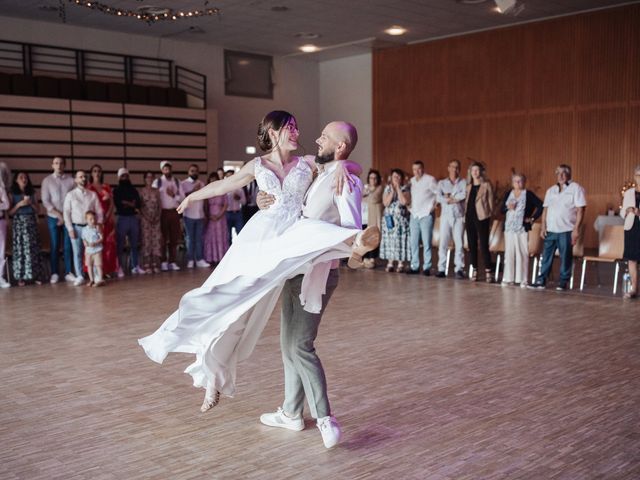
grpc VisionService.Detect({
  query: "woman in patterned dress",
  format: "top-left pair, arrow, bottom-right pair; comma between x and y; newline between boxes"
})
203,172 -> 229,265
9,171 -> 44,286
88,164 -> 118,276
380,168 -> 411,272
139,171 -> 163,273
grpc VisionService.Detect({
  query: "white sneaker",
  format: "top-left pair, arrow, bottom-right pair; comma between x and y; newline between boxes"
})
0,277 -> 10,289
65,273 -> 76,282
169,262 -> 181,271
50,273 -> 59,284
260,407 -> 304,431
117,268 -> 125,278
196,259 -> 210,268
186,260 -> 195,269
317,416 -> 342,449
73,277 -> 84,286
520,282 -> 528,289
160,262 -> 169,271
132,266 -> 146,275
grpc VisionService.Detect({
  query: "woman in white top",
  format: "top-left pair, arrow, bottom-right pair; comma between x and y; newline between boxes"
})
0,162 -> 11,288
621,165 -> 640,299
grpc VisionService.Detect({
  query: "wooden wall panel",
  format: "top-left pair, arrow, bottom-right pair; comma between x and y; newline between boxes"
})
373,3 -> 640,248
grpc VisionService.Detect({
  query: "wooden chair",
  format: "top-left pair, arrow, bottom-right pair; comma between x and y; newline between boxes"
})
489,220 -> 505,282
528,223 -> 543,283
579,224 -> 624,294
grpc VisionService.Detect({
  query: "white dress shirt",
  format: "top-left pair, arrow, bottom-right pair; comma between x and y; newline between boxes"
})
543,181 -> 587,233
152,175 -> 185,210
180,177 -> 205,219
0,186 -> 9,219
437,177 -> 467,219
410,174 -> 438,219
41,172 -> 75,219
63,187 -> 104,231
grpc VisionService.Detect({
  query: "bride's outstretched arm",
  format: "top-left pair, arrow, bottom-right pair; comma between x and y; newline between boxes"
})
177,160 -> 256,214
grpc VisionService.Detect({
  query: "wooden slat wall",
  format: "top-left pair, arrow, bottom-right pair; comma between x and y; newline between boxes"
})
0,95 -> 215,196
373,4 -> 640,248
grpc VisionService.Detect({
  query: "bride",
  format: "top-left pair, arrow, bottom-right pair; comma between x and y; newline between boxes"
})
138,111 -> 378,412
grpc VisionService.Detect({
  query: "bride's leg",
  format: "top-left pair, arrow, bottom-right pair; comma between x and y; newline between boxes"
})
347,226 -> 381,269
200,382 -> 221,413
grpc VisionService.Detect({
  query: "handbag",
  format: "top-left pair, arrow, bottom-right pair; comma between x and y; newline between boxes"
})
384,214 -> 395,229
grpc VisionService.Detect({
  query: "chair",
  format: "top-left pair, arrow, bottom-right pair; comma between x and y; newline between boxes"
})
489,220 -> 505,282
579,224 -> 624,294
528,223 -> 543,283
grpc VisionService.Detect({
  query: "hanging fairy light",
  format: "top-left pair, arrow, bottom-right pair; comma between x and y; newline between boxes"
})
67,1 -> 220,24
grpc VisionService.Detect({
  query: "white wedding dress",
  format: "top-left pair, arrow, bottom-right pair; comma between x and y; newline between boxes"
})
138,157 -> 359,396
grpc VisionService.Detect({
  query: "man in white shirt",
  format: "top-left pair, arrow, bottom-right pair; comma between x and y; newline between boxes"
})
407,160 -> 438,275
436,159 -> 467,279
257,121 -> 362,450
63,170 -> 103,286
152,161 -> 184,271
224,170 -> 247,242
41,156 -> 75,283
181,164 -> 209,268
529,164 -> 586,291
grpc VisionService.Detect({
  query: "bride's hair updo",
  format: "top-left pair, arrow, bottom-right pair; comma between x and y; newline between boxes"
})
257,110 -> 295,152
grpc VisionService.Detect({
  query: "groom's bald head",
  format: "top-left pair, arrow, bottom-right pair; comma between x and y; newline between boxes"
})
316,121 -> 358,163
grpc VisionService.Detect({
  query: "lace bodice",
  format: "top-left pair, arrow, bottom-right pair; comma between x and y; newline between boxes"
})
254,157 -> 313,223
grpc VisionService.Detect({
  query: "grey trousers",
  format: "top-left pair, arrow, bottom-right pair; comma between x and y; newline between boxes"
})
281,269 -> 339,419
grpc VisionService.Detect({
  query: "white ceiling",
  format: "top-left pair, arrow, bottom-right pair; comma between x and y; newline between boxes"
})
0,0 -> 635,60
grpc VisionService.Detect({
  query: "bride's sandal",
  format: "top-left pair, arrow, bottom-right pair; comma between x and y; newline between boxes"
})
348,226 -> 381,269
200,386 -> 221,413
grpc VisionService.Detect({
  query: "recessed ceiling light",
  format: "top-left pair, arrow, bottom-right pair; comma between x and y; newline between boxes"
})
299,44 -> 320,53
238,59 -> 251,66
385,26 -> 407,36
245,146 -> 257,155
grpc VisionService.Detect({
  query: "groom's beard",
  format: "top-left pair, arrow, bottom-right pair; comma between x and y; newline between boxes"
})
315,151 -> 335,164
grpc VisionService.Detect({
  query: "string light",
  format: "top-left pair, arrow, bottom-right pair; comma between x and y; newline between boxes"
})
67,1 -> 220,24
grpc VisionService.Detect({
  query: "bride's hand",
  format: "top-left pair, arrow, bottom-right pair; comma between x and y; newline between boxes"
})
333,161 -> 356,196
177,196 -> 191,214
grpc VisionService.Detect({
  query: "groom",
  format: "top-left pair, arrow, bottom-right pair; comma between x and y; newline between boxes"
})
256,121 -> 362,449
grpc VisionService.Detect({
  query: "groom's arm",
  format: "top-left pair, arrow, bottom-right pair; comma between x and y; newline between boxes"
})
335,175 -> 363,229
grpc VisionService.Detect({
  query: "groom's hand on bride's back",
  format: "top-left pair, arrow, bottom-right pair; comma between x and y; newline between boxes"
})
257,191 -> 275,210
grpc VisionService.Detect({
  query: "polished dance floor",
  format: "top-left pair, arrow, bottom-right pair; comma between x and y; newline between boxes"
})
1,267 -> 639,479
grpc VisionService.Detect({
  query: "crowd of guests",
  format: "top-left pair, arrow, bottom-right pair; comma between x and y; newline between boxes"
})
1,157 -> 638,298
363,159 -> 640,298
0,157 -> 259,288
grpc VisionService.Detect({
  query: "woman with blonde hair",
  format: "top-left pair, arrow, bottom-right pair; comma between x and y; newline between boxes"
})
465,161 -> 494,281
621,165 -> 640,299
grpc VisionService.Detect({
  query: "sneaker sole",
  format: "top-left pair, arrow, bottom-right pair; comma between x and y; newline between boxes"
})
259,416 -> 304,431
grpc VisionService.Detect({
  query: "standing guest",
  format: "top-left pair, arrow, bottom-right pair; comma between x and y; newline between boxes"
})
81,210 -> 105,287
621,165 -> 640,299
500,173 -> 543,287
436,159 -> 467,279
362,169 -> 384,269
243,178 -> 259,224
40,156 -> 75,284
181,164 -> 209,269
9,171 -> 45,286
224,170 -> 246,242
529,164 -> 586,291
407,161 -> 438,276
64,170 -> 104,286
0,166 -> 12,288
152,161 -> 184,271
380,168 -> 411,273
464,161 -> 495,282
203,172 -> 229,265
216,167 -> 226,181
139,171 -> 163,273
88,164 -> 117,277
113,168 -> 144,276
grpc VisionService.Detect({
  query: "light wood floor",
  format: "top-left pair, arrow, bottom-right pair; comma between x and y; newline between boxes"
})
1,267 -> 639,479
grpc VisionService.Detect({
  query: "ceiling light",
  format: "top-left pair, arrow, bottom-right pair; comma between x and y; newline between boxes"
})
245,146 -> 257,155
494,0 -> 515,13
385,26 -> 407,36
299,44 -> 319,53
